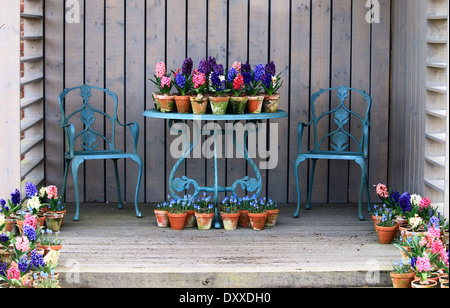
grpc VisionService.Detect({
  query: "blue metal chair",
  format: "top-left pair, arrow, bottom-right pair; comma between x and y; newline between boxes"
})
293,86 -> 372,221
59,84 -> 143,221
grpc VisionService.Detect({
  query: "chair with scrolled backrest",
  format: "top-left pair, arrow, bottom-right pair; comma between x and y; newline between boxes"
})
59,84 -> 143,221
293,85 -> 372,221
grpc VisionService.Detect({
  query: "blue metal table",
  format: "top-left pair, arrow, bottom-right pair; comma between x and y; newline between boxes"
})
143,108 -> 288,228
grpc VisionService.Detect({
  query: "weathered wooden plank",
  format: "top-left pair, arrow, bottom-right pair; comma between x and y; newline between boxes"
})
84,0 -> 105,202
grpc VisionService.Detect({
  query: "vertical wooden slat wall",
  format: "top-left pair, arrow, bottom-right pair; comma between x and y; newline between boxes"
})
44,0 -> 391,205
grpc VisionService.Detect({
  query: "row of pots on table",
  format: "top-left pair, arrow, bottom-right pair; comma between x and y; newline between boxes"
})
153,92 -> 280,115
154,209 -> 280,231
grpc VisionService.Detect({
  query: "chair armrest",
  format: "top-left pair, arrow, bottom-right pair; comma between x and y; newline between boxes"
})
298,121 -> 312,154
117,119 -> 140,153
62,123 -> 75,156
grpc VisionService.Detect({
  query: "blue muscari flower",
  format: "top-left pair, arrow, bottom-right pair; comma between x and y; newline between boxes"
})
227,67 -> 237,82
25,181 -> 38,198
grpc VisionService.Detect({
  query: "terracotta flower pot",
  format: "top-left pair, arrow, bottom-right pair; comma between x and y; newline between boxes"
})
411,278 -> 437,289
414,272 -> 440,284
220,212 -> 240,231
174,95 -> 192,114
228,96 -> 248,114
37,244 -> 62,257
154,209 -> 169,228
167,212 -> 187,230
210,96 -> 229,115
398,224 -> 412,241
263,93 -> 280,113
374,224 -> 397,244
265,209 -> 280,227
248,212 -> 267,231
238,210 -> 250,228
247,96 -> 264,114
184,210 -> 196,228
152,92 -> 161,111
4,217 -> 15,233
156,94 -> 175,113
195,212 -> 214,230
190,96 -> 209,115
390,272 -> 415,288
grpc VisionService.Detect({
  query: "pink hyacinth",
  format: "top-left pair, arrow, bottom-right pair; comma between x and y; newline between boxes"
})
155,62 -> 166,78
192,70 -> 206,89
233,74 -> 244,91
416,256 -> 431,273
15,236 -> 30,252
419,197 -> 431,211
47,185 -> 58,199
161,76 -> 171,88
232,61 -> 241,73
7,262 -> 20,280
376,183 -> 389,198
23,213 -> 37,228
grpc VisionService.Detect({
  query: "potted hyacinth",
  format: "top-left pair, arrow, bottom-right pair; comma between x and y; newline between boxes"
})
0,189 -> 24,233
245,63 -> 265,114
194,195 -> 215,230
40,185 -> 65,232
173,58 -> 193,114
150,62 -> 174,113
261,61 -> 283,113
226,62 -> 248,115
209,62 -> 230,114
374,207 -> 397,244
220,195 -> 240,231
190,67 -> 209,115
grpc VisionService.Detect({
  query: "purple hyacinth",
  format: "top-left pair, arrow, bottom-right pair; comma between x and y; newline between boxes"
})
253,64 -> 265,81
227,67 -> 237,82
0,233 -> 8,243
263,73 -> 273,89
10,189 -> 20,206
198,58 -> 210,75
213,63 -> 224,76
31,250 -> 45,269
390,191 -> 400,204
182,57 -> 193,76
399,191 -> 412,213
265,61 -> 276,76
176,73 -> 186,89
241,61 -> 251,73
210,72 -> 221,87
25,181 -> 38,198
242,71 -> 252,85
0,262 -> 7,277
18,255 -> 31,274
207,57 -> 217,70
24,225 -> 36,241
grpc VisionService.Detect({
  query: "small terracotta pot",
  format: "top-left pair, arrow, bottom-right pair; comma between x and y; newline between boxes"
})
263,93 -> 280,113
152,92 -> 161,111
220,212 -> 240,231
154,209 -> 169,228
238,210 -> 250,228
4,217 -> 16,232
174,95 -> 192,114
411,278 -> 437,288
248,212 -> 267,231
265,209 -> 280,227
374,224 -> 397,244
184,210 -> 196,228
190,96 -> 209,115
37,244 -> 62,257
156,94 -> 175,113
247,96 -> 264,114
195,212 -> 214,230
390,272 -> 415,288
167,212 -> 187,230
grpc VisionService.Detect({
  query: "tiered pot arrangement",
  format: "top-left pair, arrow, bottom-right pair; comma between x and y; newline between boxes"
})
1,182 -> 65,288
374,184 -> 449,288
150,58 -> 283,115
154,194 -> 280,232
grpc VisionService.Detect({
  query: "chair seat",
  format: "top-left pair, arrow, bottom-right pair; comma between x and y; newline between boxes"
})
299,151 -> 367,160
65,149 -> 135,160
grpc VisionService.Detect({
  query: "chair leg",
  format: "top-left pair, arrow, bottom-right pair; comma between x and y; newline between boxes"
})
131,154 -> 143,218
71,157 -> 84,221
61,158 -> 71,201
293,155 -> 306,218
355,157 -> 367,221
306,159 -> 317,210
113,159 -> 123,209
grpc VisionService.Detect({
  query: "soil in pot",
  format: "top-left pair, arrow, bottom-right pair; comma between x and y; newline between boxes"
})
167,213 -> 187,230
247,96 -> 264,114
220,212 -> 240,231
195,212 -> 214,230
210,96 -> 229,115
228,97 -> 248,114
154,210 -> 170,228
174,95 -> 192,114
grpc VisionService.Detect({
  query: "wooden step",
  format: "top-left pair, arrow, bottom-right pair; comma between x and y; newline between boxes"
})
425,155 -> 446,168
20,13 -> 44,19
20,35 -> 44,41
424,179 -> 445,193
426,109 -> 447,118
425,132 -> 446,143
20,55 -> 43,63
21,136 -> 44,156
20,116 -> 44,133
20,96 -> 44,110
20,157 -> 44,181
20,75 -> 44,86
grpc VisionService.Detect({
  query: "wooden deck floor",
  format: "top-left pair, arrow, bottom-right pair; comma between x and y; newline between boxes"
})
56,202 -> 400,288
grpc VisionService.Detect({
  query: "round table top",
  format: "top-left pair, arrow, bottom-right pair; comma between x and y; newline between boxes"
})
143,109 -> 288,121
